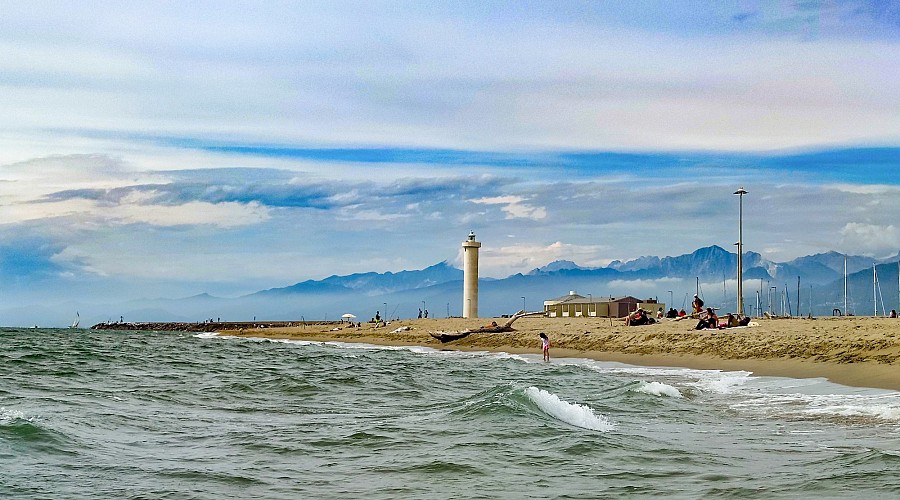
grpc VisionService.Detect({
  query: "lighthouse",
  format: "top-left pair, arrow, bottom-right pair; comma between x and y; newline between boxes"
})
462,231 -> 481,318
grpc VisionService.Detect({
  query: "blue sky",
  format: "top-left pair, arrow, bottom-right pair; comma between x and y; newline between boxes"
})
0,1 -> 898,305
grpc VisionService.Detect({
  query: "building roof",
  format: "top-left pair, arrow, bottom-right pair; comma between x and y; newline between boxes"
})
545,292 -> 587,304
544,292 -> 632,305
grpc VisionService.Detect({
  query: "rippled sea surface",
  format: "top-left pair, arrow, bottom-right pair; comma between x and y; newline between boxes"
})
2,328 -> 900,499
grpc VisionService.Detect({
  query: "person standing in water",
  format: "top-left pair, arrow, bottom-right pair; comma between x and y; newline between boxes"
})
539,332 -> 550,362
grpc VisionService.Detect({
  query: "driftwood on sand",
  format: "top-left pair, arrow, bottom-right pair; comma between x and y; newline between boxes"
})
429,310 -> 545,343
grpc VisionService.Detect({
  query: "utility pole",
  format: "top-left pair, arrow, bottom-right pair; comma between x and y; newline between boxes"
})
734,187 -> 748,315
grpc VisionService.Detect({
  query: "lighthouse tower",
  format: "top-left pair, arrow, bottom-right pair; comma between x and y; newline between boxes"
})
462,231 -> 481,318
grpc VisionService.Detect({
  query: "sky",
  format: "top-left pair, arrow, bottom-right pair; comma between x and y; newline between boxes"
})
0,0 -> 898,305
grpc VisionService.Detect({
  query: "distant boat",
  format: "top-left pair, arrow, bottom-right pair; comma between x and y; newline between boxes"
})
70,312 -> 80,329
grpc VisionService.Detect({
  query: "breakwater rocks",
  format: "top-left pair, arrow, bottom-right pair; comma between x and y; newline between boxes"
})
90,321 -> 340,332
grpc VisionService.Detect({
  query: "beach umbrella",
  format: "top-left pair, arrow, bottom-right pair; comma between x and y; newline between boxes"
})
341,313 -> 356,320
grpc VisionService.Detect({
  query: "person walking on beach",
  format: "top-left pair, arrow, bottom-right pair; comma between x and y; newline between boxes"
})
539,332 -> 550,362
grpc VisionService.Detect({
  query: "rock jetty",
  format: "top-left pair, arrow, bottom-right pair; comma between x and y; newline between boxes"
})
90,321 -> 339,332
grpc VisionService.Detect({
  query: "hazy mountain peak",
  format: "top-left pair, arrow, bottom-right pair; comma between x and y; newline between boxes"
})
527,260 -> 587,275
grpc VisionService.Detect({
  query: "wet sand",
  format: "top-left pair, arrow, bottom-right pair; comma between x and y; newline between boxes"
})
221,315 -> 900,391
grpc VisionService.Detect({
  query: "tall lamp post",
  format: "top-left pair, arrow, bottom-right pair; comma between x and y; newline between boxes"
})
521,296 -> 526,313
734,187 -> 748,315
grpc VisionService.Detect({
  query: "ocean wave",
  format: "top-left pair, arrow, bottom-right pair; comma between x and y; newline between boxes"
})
208,334 -> 506,361
731,392 -> 900,424
804,403 -> 900,422
582,363 -> 754,395
449,384 -> 518,418
0,407 -> 78,456
688,371 -> 753,394
525,386 -> 614,432
0,406 -> 28,425
634,381 -> 683,398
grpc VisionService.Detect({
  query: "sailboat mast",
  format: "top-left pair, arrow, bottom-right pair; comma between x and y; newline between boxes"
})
843,256 -> 848,315
874,263 -> 880,316
809,284 -> 813,317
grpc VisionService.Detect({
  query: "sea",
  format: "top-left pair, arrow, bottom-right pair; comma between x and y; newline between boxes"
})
2,328 -> 899,499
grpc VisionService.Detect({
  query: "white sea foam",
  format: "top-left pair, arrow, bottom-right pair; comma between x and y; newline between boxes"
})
805,404 -> 900,421
489,351 -> 530,363
689,371 -> 753,394
237,336 -> 500,360
193,332 -> 220,339
635,381 -> 683,398
729,390 -> 900,423
525,387 -> 614,432
0,407 -> 27,424
801,392 -> 900,422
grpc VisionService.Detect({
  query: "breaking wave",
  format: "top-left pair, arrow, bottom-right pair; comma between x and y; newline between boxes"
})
525,386 -> 614,432
634,381 -> 683,398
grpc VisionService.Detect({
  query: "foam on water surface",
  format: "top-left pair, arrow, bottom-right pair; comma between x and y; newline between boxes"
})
203,334 -> 900,426
805,403 -> 900,422
525,386 -> 614,432
0,407 -> 28,425
8,328 -> 900,498
634,381 -> 683,398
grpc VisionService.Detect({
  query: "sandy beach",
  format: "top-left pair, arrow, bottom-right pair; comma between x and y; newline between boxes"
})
222,315 -> 900,391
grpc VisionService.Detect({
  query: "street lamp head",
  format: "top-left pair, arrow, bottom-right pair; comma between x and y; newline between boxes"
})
734,187 -> 748,196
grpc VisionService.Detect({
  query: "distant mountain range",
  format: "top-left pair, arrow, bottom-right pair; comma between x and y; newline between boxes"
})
252,262 -> 463,297
5,246 -> 899,327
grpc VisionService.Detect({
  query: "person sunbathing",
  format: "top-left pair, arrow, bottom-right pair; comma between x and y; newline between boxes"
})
626,308 -> 653,326
695,308 -> 719,330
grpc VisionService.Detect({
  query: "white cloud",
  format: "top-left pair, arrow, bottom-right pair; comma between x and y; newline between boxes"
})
839,223 -> 900,258
0,155 -> 173,216
469,195 -> 547,220
0,197 -> 269,228
825,184 -> 900,195
3,4 -> 894,155
458,241 -> 611,278
0,4 -> 899,308
0,199 -> 97,224
338,208 -> 410,222
0,155 -> 272,228
111,201 -> 270,227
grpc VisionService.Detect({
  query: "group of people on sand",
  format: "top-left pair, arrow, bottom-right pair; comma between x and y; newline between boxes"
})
622,294 -> 750,330
694,309 -> 752,330
691,293 -> 752,330
664,308 -> 687,318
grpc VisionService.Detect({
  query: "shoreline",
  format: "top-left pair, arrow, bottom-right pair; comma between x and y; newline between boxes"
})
220,316 -> 900,391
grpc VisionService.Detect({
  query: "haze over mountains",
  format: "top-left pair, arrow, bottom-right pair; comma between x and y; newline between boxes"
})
7,246 -> 900,328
